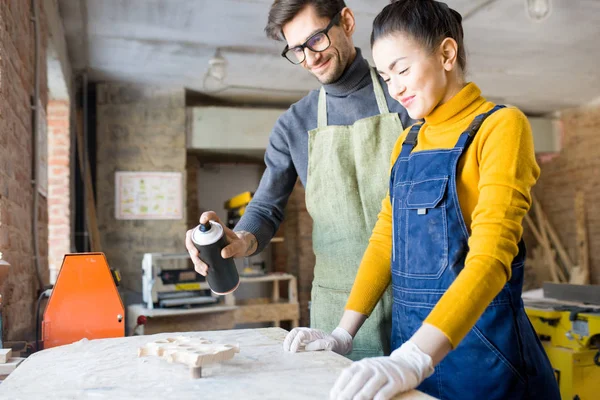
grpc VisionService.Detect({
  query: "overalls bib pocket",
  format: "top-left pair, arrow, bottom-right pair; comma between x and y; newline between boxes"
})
395,176 -> 449,279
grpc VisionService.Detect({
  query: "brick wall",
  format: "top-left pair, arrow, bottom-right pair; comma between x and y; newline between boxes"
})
96,84 -> 187,292
47,100 -> 70,282
532,105 -> 600,285
0,0 -> 49,340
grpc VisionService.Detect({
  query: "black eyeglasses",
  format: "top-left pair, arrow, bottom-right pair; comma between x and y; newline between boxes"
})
281,11 -> 342,65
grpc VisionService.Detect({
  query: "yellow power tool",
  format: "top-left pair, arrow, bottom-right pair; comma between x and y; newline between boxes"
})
524,283 -> 600,400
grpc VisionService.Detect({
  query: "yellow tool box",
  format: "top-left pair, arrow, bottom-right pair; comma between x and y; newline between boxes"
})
524,283 -> 600,400
223,191 -> 265,276
224,191 -> 253,228
224,191 -> 253,212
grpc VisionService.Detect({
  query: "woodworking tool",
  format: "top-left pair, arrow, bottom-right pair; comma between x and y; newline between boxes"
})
224,191 -> 253,228
142,252 -> 217,309
191,221 -> 240,295
524,283 -> 600,400
223,191 -> 265,276
42,253 -> 124,349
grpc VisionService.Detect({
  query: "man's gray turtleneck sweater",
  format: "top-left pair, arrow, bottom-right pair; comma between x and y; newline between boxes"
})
235,48 -> 414,253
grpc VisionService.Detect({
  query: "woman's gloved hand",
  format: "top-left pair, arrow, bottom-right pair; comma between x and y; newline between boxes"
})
283,327 -> 353,355
329,341 -> 434,400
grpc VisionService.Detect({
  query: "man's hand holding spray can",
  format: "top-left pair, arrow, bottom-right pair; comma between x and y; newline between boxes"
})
186,212 -> 258,295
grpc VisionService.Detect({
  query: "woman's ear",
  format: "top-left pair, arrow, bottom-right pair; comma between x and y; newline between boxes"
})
440,37 -> 458,72
340,7 -> 356,37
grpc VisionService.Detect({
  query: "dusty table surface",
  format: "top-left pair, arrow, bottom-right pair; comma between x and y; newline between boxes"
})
0,327 -> 435,400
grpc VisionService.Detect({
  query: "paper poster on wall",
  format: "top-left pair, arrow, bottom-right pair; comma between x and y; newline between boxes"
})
115,171 -> 182,220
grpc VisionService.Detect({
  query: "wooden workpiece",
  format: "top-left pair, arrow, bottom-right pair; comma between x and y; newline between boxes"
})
0,328 -> 435,399
0,348 -> 12,363
0,357 -> 25,378
138,336 -> 239,378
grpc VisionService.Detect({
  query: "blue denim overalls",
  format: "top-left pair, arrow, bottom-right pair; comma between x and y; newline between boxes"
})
390,106 -> 560,399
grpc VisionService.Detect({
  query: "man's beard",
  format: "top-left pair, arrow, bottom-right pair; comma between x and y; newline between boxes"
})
313,54 -> 345,85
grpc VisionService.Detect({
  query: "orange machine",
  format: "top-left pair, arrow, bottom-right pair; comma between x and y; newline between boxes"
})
43,253 -> 124,349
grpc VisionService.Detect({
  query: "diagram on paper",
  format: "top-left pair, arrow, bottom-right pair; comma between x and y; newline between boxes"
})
115,172 -> 182,220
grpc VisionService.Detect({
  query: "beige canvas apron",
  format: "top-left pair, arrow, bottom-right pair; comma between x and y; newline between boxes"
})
306,68 -> 403,360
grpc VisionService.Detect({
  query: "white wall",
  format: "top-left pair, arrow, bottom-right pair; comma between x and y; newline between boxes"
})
196,163 -> 264,222
187,107 -> 284,151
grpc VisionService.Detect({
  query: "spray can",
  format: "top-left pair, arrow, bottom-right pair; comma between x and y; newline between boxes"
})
191,221 -> 240,295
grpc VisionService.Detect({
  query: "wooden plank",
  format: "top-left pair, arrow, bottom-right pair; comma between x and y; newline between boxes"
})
543,282 -> 600,305
143,311 -> 236,335
542,216 -> 571,281
288,276 -> 298,303
288,276 -> 299,328
0,357 -> 24,375
236,298 -> 271,306
524,214 -> 543,245
526,246 -> 553,285
272,280 -> 280,303
1,341 -> 26,358
239,273 -> 295,283
234,303 -> 299,325
224,293 -> 235,306
532,197 -> 572,280
0,349 -> 11,364
128,304 -> 237,318
570,191 -> 590,284
530,201 -> 563,282
524,214 -> 560,283
272,280 -> 280,327
126,304 -> 237,335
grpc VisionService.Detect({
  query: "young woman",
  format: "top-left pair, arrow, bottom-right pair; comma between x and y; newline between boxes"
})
283,1 -> 561,399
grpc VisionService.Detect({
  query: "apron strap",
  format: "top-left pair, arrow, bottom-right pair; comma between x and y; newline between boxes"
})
317,87 -> 328,128
317,68 -> 390,128
370,68 -> 390,115
454,105 -> 506,150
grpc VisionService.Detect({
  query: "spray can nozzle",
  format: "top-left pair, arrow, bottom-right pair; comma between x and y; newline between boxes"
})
199,222 -> 212,233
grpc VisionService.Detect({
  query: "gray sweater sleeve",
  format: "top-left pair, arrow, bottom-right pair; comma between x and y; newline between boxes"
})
234,114 -> 298,254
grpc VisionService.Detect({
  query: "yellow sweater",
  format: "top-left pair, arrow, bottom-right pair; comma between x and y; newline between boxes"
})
346,83 -> 540,347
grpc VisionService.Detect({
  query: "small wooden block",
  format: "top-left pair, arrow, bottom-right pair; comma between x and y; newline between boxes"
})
0,357 -> 25,375
138,336 -> 239,378
0,349 -> 12,364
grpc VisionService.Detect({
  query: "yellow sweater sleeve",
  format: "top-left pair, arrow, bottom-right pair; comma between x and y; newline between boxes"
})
346,107 -> 540,348
425,108 -> 539,347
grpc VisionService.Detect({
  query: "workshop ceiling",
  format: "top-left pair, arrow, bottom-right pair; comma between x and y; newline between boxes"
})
57,0 -> 600,114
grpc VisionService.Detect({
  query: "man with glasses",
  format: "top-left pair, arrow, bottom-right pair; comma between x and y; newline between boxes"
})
186,0 -> 413,360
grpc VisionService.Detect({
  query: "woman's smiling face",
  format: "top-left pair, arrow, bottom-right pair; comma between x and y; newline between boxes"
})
373,32 -> 454,120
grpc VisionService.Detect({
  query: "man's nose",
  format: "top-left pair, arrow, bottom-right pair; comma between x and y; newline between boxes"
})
304,48 -> 322,68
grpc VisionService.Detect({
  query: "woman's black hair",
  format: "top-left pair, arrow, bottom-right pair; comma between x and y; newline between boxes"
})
371,0 -> 466,71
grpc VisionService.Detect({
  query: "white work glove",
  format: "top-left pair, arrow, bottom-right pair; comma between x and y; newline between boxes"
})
329,341 -> 434,400
283,327 -> 353,355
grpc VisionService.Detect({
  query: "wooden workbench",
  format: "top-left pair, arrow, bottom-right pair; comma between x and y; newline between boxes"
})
0,328 -> 435,399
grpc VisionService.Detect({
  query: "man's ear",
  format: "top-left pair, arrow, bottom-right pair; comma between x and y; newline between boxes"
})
440,37 -> 458,72
340,7 -> 356,37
